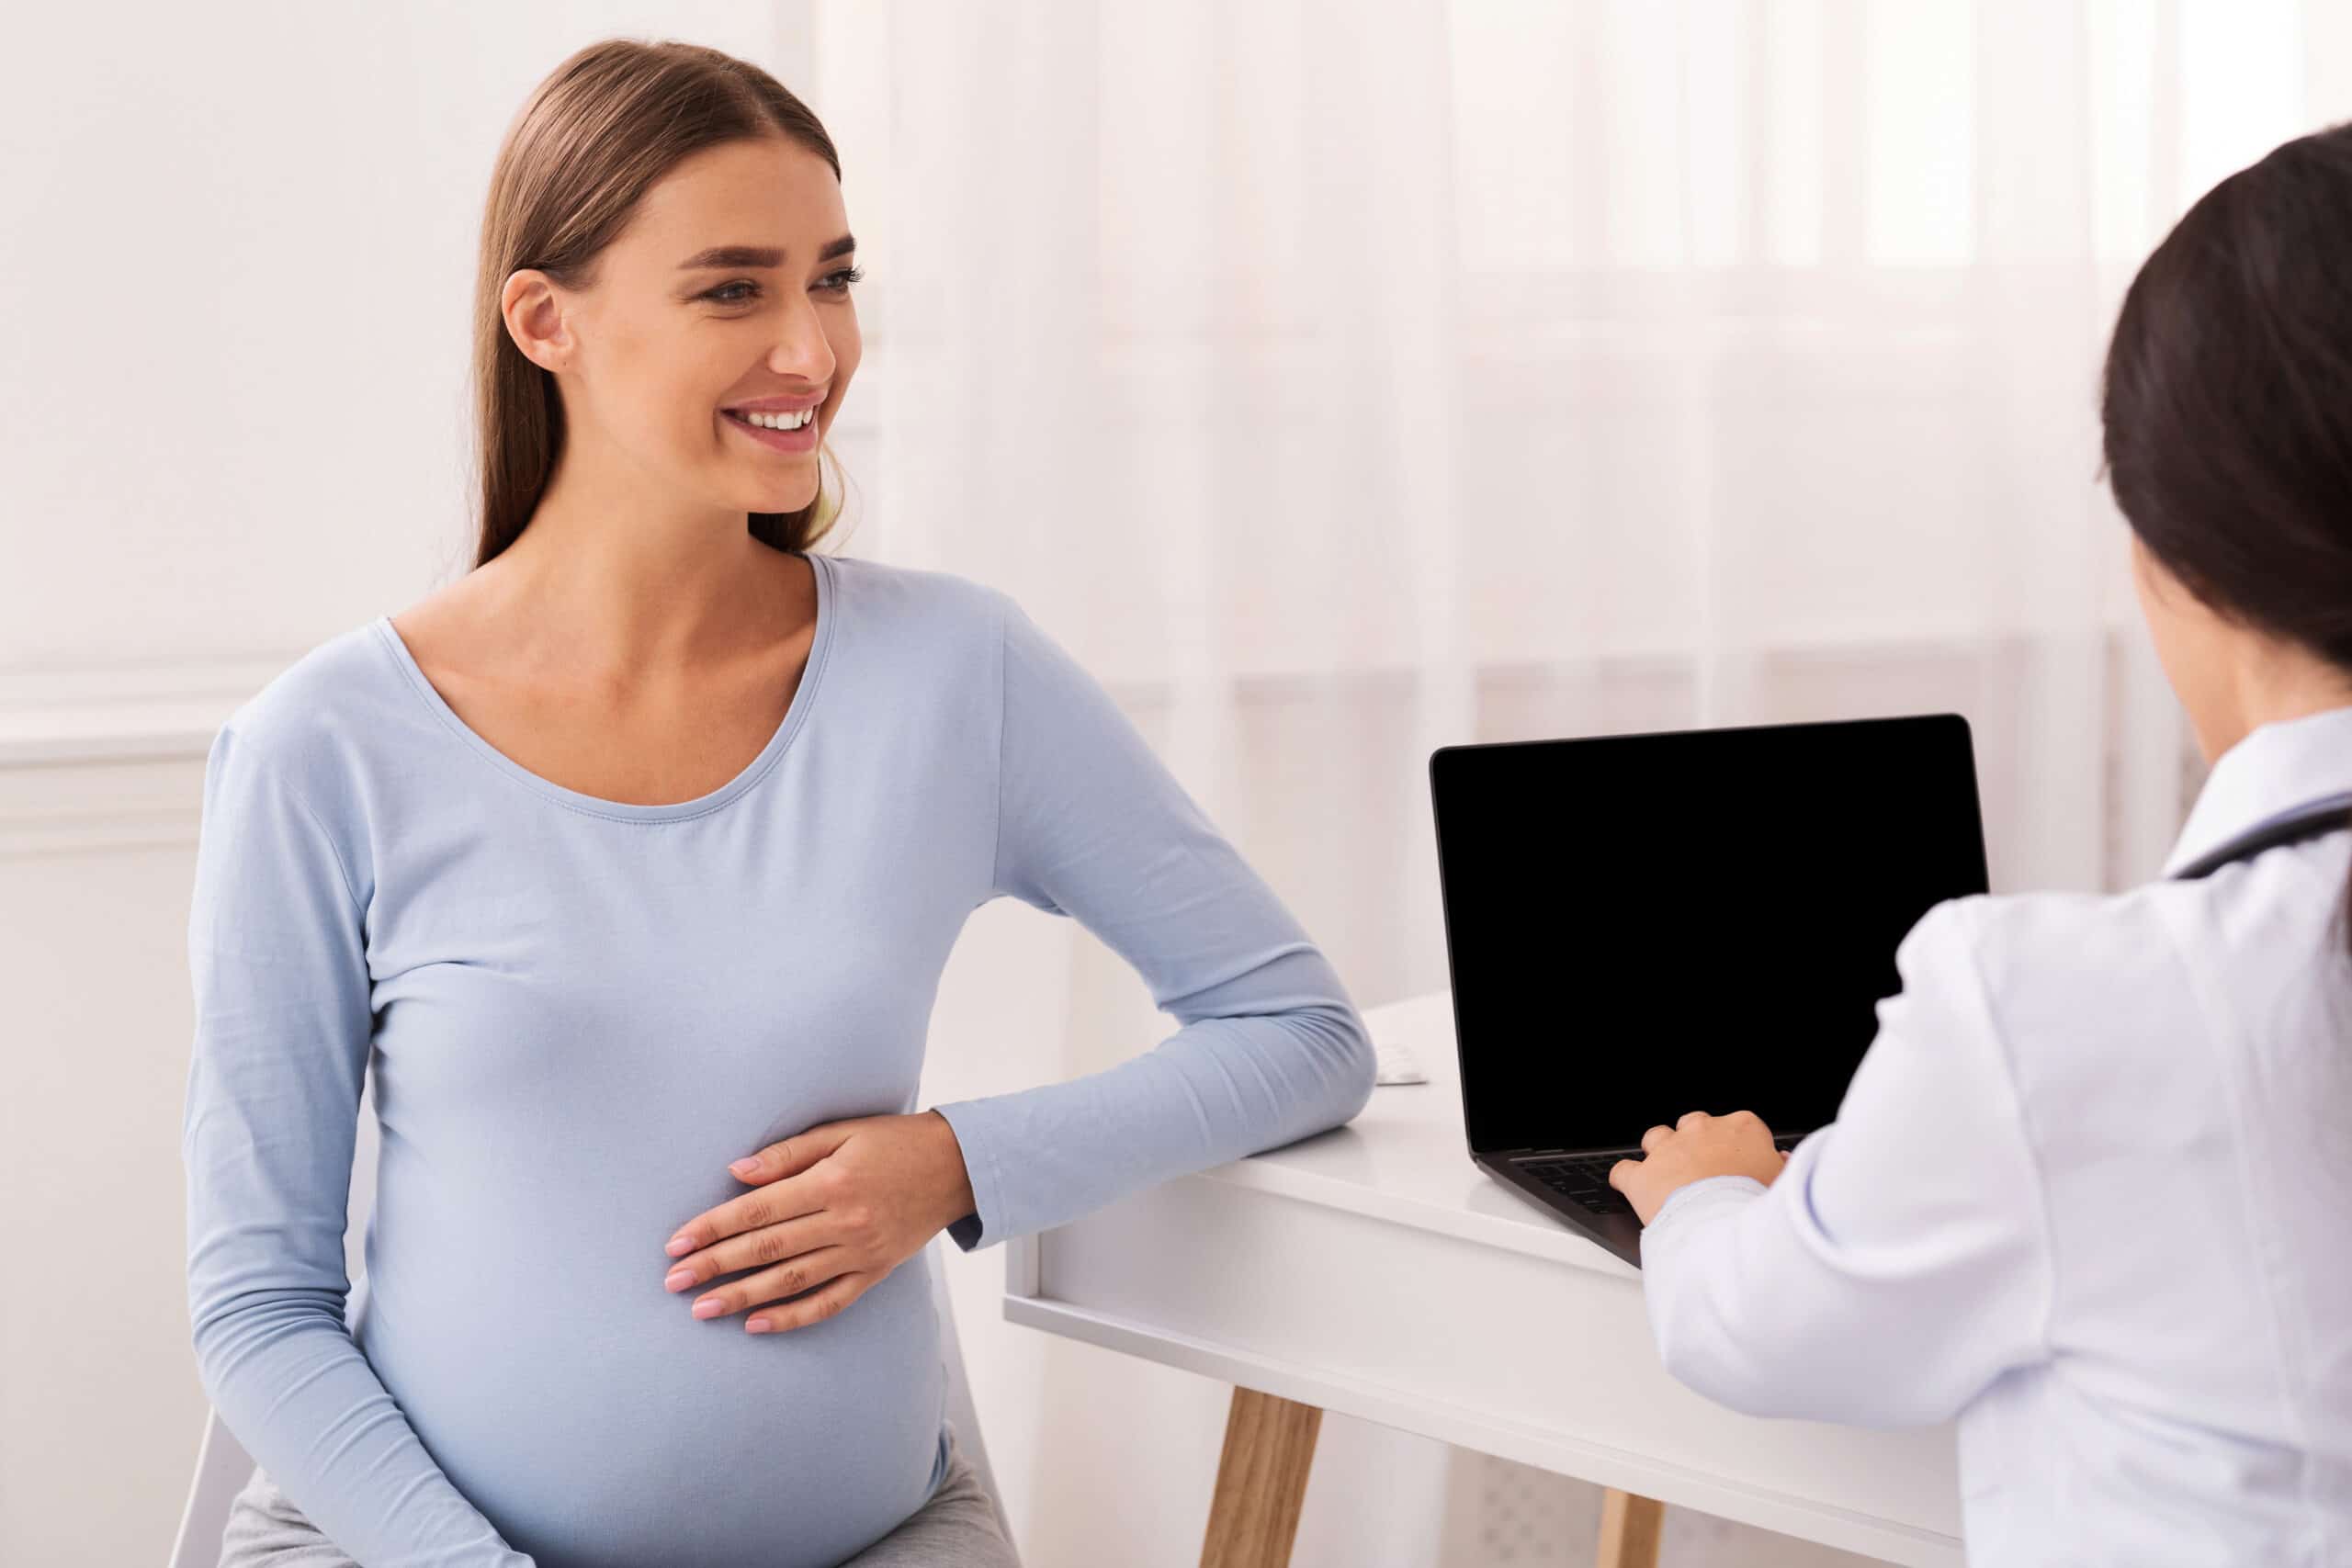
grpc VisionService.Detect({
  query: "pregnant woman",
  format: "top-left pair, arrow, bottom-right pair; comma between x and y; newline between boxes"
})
182,38 -> 1376,1568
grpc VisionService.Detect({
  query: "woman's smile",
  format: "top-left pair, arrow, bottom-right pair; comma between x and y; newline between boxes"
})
723,403 -> 822,453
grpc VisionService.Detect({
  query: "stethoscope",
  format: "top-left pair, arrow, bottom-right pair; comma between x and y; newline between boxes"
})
2169,790 -> 2352,880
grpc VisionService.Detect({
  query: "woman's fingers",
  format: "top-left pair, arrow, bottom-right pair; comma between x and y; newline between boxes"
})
686,1245 -> 854,1323
746,1270 -> 868,1335
666,1212 -> 832,1294
1640,1123 -> 1674,1154
667,1160 -> 841,1258
729,1122 -> 854,1183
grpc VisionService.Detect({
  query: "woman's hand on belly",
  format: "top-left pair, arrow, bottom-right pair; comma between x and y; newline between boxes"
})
657,1110 -> 979,1334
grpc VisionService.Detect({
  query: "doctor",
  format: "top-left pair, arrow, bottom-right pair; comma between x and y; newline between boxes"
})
1606,127 -> 2352,1562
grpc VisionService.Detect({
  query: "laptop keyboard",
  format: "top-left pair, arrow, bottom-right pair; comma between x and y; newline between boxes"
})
1519,1132 -> 1804,1214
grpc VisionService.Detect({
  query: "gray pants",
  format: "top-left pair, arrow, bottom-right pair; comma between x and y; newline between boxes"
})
217,1422 -> 1020,1568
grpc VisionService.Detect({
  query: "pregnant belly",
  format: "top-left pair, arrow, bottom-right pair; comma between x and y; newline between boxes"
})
354,1193 -> 949,1568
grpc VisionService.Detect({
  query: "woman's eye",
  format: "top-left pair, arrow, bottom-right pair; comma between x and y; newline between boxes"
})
701,267 -> 860,306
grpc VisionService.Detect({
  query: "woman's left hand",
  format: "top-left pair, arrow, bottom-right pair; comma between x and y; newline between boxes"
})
660,1111 -> 978,1334
1608,1110 -> 1789,1225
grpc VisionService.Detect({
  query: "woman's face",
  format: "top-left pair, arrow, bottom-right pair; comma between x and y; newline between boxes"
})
508,135 -> 862,518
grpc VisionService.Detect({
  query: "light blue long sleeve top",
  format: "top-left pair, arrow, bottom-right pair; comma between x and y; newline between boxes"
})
181,549 -> 1377,1568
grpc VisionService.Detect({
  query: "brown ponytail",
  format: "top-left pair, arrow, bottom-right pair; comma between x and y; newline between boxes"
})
2100,121 -> 2352,956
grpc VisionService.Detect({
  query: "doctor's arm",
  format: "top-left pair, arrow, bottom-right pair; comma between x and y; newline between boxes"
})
928,592 -> 1379,1251
1628,898 -> 2055,1427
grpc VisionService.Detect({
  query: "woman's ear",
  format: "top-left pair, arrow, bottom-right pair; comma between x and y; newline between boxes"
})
503,267 -> 577,373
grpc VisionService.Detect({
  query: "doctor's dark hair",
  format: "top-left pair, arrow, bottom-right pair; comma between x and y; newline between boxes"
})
468,38 -> 850,570
2099,119 -> 2352,957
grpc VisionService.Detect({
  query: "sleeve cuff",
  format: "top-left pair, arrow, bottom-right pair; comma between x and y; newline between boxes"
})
1645,1172 -> 1769,1235
931,1100 -> 1009,1252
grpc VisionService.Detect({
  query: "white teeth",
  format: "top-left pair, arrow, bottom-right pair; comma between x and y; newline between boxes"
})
732,407 -> 814,430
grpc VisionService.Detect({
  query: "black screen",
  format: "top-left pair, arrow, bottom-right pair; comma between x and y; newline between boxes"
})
1430,714 -> 1989,1156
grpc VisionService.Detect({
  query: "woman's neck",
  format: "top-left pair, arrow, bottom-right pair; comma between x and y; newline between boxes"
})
2199,643 -> 2352,762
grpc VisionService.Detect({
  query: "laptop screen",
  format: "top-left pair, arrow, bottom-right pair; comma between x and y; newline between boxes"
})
1430,714 -> 1989,1156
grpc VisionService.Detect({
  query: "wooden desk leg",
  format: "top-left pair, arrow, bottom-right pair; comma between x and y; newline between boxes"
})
1199,1385 -> 1324,1568
1596,1488 -> 1666,1568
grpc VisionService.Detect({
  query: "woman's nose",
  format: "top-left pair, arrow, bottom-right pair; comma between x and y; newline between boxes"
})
767,296 -> 836,383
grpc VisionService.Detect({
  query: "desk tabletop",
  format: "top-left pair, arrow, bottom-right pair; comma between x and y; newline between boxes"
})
1196,989 -> 1640,1278
1003,987 -> 1962,1566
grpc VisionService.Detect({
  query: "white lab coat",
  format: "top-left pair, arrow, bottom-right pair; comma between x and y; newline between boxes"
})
1640,703 -> 2352,1566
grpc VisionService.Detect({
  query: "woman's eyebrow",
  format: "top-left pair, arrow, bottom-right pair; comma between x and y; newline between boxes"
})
676,235 -> 856,270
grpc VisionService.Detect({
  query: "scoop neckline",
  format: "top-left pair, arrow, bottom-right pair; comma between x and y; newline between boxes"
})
368,549 -> 837,823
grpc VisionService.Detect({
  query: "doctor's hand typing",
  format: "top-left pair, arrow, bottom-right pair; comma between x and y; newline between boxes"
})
1608,1110 -> 1790,1225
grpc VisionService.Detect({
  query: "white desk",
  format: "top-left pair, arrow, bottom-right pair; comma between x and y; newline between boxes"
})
1001,989 -> 1963,1568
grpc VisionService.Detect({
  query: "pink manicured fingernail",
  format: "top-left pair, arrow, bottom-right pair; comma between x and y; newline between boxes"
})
693,1298 -> 724,1318
664,1269 -> 695,1292
666,1234 -> 695,1257
730,1158 -> 760,1178
747,1318 -> 773,1333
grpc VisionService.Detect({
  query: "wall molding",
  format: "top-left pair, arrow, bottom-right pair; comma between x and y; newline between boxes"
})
0,634 -> 2184,869
0,654 -> 291,767
0,655 -> 286,858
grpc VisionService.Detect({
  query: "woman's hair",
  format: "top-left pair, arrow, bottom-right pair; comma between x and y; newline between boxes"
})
469,38 -> 849,569
2099,119 -> 2352,954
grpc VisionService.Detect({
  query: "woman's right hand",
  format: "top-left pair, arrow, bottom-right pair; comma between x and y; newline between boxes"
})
1607,1109 -> 1788,1224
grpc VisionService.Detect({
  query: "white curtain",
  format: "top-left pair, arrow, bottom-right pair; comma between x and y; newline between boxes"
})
797,2 -> 2352,1562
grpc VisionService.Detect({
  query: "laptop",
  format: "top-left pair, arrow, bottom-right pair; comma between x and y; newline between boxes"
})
1428,713 -> 1990,1267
